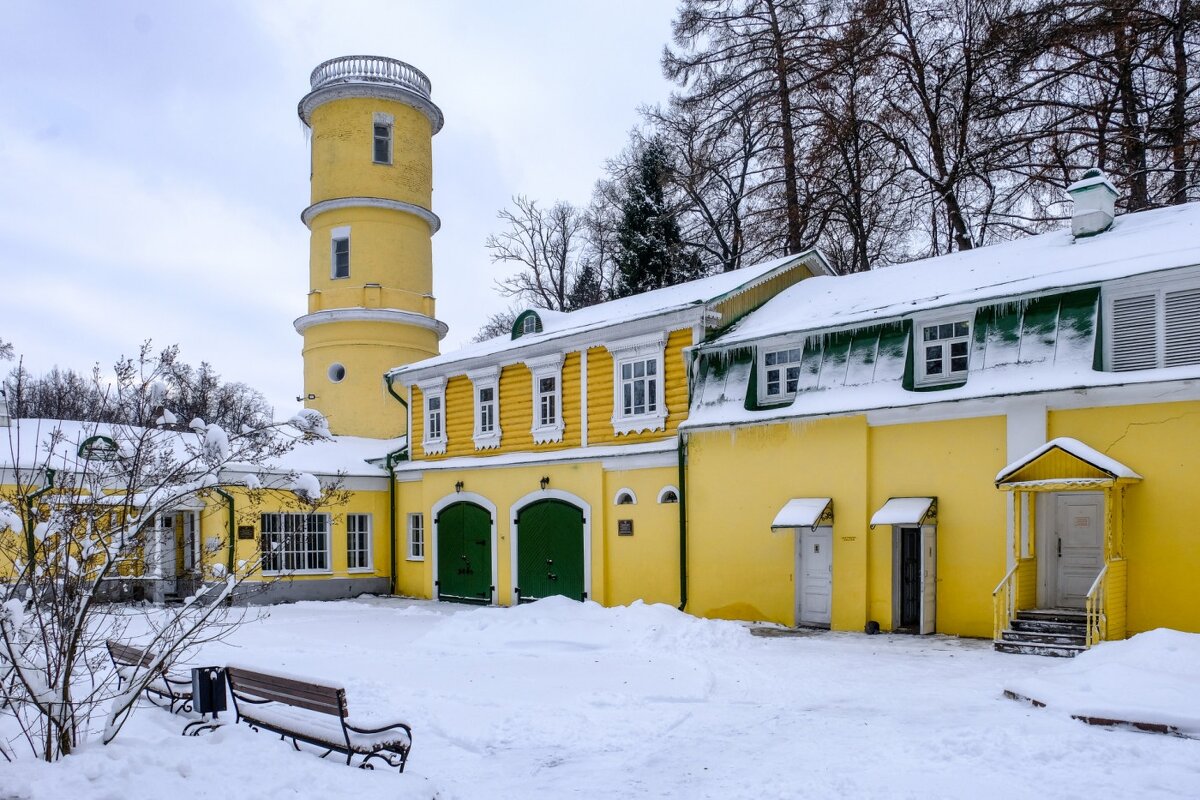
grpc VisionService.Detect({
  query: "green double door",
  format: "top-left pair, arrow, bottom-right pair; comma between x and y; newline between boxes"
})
436,502 -> 493,604
516,499 -> 585,602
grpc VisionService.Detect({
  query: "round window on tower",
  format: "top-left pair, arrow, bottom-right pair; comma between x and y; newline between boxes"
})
328,363 -> 346,383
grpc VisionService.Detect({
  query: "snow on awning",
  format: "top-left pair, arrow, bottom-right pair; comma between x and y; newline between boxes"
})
870,497 -> 937,528
771,498 -> 833,531
995,437 -> 1141,486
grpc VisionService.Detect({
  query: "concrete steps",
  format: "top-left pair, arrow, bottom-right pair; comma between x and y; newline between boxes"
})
996,608 -> 1089,657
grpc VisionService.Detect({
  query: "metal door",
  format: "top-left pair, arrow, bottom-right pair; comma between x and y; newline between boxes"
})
516,500 -> 585,602
436,502 -> 493,603
1053,493 -> 1103,608
797,526 -> 833,626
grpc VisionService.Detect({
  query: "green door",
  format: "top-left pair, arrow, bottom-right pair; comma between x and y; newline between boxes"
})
436,502 -> 492,604
516,500 -> 585,602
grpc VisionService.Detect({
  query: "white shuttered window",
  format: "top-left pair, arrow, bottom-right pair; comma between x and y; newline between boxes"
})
1108,279 -> 1200,371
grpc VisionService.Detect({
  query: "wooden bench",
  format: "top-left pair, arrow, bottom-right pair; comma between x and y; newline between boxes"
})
225,665 -> 412,772
105,640 -> 194,714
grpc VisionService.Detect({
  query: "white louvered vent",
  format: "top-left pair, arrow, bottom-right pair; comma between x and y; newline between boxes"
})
1165,288 -> 1200,367
1110,294 -> 1157,371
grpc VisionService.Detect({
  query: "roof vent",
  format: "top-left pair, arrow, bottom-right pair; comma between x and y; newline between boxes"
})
1066,168 -> 1119,239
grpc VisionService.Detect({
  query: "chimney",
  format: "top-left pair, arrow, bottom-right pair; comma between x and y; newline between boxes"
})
1067,168 -> 1119,239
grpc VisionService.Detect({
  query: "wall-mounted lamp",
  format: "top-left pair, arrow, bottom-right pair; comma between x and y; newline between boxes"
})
295,393 -> 318,402
455,480 -> 464,493
540,476 -> 550,491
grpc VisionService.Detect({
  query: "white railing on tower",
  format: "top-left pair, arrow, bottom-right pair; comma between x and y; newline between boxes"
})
309,55 -> 431,99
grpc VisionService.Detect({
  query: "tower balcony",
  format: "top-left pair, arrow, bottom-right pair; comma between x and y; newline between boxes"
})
300,54 -> 443,132
309,55 -> 432,100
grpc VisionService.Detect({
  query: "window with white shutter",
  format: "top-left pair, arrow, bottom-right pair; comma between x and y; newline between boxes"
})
1106,275 -> 1200,371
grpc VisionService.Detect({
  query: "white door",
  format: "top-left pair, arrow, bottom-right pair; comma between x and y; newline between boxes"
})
919,525 -> 937,635
796,526 -> 833,626
182,512 -> 198,574
1054,493 -> 1103,608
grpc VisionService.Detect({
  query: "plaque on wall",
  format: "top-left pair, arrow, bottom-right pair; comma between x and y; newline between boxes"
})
237,525 -> 256,540
618,519 -> 634,536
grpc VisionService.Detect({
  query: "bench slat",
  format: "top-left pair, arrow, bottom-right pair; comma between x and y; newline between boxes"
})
227,667 -> 345,716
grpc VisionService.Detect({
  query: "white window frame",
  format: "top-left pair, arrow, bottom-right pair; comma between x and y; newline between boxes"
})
260,512 -> 331,575
1105,270 -> 1200,371
914,313 -> 973,386
406,512 -> 425,561
606,332 -> 667,436
418,377 -> 447,455
613,487 -> 637,506
758,343 -> 805,404
330,225 -> 351,280
346,513 -> 372,572
467,367 -> 502,450
372,112 -> 394,165
526,354 -> 564,444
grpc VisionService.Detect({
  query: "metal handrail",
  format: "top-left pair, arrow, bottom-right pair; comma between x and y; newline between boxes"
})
1084,564 -> 1108,648
992,563 -> 1020,642
309,55 -> 431,99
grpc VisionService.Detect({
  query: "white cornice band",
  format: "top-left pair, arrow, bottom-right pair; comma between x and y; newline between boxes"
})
294,308 -> 449,340
302,197 -> 441,234
299,84 -> 444,133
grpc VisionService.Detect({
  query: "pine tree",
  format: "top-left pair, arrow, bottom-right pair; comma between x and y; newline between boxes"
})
614,138 -> 704,297
566,261 -> 605,310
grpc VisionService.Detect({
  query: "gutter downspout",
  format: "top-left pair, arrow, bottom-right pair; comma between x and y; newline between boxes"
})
677,434 -> 688,611
23,468 -> 55,564
211,487 -> 235,577
384,373 -> 410,596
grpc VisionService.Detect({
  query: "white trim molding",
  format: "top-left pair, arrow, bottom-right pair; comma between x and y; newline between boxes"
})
294,307 -> 449,340
526,353 -> 565,444
468,367 -> 502,450
418,377 -> 447,456
302,197 -> 442,234
607,332 -> 668,436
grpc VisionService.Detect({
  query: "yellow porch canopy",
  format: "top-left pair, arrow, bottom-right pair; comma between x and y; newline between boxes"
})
995,437 -> 1141,491
770,498 -> 833,531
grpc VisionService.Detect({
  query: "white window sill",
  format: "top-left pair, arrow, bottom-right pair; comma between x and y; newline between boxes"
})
473,430 -> 502,450
262,569 -> 333,577
405,556 -> 426,562
347,567 -> 375,574
914,373 -> 969,388
532,423 -> 564,444
612,413 -> 667,436
423,438 -> 447,456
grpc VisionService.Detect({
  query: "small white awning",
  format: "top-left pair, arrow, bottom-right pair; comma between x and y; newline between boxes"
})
870,497 -> 936,528
771,498 -> 833,531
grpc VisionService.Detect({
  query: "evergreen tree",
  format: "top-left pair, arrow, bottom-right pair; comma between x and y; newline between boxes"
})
566,262 -> 605,310
614,138 -> 704,297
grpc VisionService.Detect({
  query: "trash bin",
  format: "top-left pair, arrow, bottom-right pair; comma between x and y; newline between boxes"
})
191,666 -> 227,716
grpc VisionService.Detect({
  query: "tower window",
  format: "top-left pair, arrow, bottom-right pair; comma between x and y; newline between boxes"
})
373,123 -> 392,164
331,234 -> 350,279
328,363 -> 346,383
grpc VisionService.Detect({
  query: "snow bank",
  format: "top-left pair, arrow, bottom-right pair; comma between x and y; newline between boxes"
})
418,596 -> 748,653
1005,628 -> 1200,734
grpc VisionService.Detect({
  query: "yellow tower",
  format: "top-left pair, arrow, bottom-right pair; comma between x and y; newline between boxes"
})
296,55 -> 446,438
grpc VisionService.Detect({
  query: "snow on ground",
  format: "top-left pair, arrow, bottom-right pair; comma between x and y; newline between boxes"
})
3,597 -> 1198,799
1005,628 -> 1200,736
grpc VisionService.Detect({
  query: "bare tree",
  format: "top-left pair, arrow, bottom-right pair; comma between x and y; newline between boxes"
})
487,197 -> 587,312
0,345 -> 347,761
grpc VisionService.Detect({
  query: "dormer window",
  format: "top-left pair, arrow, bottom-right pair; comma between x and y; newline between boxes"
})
523,316 -> 538,335
917,318 -> 971,385
512,310 -> 545,339
762,347 -> 803,401
1106,273 -> 1200,371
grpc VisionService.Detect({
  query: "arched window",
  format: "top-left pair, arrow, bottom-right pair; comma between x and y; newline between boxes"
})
657,485 -> 680,504
613,488 -> 637,506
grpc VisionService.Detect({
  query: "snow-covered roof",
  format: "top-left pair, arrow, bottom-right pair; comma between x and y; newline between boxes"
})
390,251 -> 828,379
711,202 -> 1200,349
0,418 -> 400,479
995,437 -> 1141,484
770,498 -> 832,530
870,497 -> 936,527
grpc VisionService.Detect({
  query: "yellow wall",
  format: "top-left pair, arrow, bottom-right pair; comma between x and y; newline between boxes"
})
602,466 -> 681,607
309,96 -> 433,209
1049,401 -> 1200,634
307,206 -> 434,307
302,319 -> 433,439
866,416 -> 1007,638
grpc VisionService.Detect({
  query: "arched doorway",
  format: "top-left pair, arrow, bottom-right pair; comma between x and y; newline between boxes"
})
513,497 -> 587,603
434,500 -> 494,604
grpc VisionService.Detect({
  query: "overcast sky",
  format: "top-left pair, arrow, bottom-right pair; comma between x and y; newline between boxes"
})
0,0 -> 677,414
